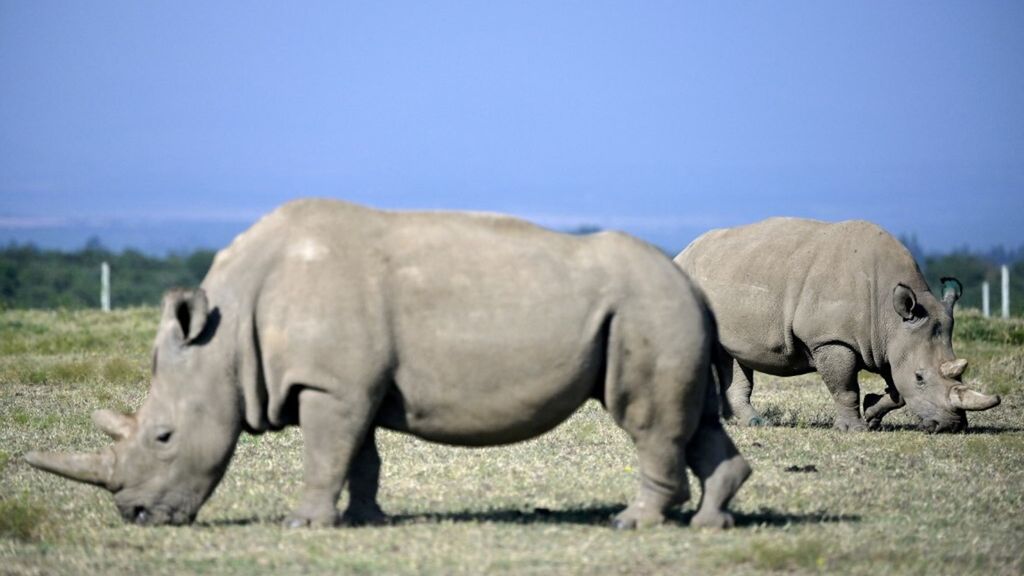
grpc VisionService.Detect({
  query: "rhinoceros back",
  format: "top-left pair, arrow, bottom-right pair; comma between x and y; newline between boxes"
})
200,199 -> 711,443
676,217 -> 926,375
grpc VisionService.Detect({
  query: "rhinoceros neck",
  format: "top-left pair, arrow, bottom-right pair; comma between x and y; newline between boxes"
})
872,242 -> 933,373
198,199 -> 391,434
201,224 -> 285,434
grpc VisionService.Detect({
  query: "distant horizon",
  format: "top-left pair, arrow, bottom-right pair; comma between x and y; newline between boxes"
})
2,206 -> 1021,260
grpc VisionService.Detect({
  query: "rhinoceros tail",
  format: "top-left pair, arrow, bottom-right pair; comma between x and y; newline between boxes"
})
706,332 -> 732,421
591,311 -> 617,407
691,283 -> 730,422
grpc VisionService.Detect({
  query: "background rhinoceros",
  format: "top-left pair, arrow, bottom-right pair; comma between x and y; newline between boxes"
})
26,198 -> 750,529
675,217 -> 1000,433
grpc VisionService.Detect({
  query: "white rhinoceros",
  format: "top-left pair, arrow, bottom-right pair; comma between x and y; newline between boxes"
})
675,217 -> 1000,432
27,199 -> 750,529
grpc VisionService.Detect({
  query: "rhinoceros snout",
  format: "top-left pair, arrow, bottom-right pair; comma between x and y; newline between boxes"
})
919,414 -> 967,434
117,504 -> 152,525
133,507 -> 149,525
118,503 -> 195,526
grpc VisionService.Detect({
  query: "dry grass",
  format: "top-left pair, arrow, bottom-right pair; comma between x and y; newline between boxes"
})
1,307 -> 1022,574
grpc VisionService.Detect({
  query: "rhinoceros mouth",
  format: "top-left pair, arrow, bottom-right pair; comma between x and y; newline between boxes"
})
119,504 -> 196,526
918,415 -> 967,434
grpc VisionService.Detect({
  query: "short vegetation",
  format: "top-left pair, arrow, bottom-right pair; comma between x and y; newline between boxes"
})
0,305 -> 1022,574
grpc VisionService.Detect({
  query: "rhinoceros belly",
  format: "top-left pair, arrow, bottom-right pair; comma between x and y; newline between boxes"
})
374,348 -> 604,446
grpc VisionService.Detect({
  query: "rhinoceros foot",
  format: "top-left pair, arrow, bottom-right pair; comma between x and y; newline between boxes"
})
284,507 -> 341,528
691,509 -> 735,529
611,505 -> 666,530
832,416 -> 868,432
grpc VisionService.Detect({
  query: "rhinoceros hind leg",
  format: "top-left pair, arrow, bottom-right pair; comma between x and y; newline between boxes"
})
611,452 -> 690,530
814,345 -> 868,432
686,404 -> 752,529
341,428 -> 388,526
715,351 -> 762,426
609,380 -> 694,529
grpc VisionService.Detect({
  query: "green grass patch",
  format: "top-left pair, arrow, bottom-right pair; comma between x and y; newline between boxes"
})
741,538 -> 828,572
0,307 -> 157,357
0,496 -> 49,542
0,307 -> 1022,574
955,308 -> 1024,346
9,408 -> 59,431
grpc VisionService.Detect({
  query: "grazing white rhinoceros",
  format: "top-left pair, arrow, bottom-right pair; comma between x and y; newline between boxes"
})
27,199 -> 750,529
675,217 -> 1000,432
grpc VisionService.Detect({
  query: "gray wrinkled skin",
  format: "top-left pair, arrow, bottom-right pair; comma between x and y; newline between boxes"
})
675,217 -> 1000,433
26,199 -> 750,529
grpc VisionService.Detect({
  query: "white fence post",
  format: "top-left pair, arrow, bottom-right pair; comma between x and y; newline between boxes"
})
1001,265 -> 1010,319
982,281 -> 990,318
101,262 -> 110,312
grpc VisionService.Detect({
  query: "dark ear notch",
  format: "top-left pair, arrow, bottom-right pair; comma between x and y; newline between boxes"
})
162,288 -> 210,344
940,277 -> 963,308
892,283 -> 924,321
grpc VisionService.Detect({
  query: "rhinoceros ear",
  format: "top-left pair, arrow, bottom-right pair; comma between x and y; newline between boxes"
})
893,283 -> 918,321
940,277 -> 962,308
162,288 -> 209,344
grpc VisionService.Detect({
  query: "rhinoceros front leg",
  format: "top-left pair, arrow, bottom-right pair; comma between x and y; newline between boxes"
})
714,349 -> 764,426
286,388 -> 378,528
341,428 -> 387,526
863,377 -> 905,430
813,344 -> 868,432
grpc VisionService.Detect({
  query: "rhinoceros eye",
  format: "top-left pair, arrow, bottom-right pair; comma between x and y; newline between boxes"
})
914,371 -> 926,386
155,430 -> 174,444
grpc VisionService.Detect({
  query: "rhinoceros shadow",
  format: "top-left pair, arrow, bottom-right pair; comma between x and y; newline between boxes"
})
745,404 -> 1022,434
386,506 -> 859,529
747,421 -> 1023,434
198,506 -> 856,529
201,506 -> 857,529
871,422 -> 1024,434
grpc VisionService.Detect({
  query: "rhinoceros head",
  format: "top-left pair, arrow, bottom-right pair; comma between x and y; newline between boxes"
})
26,288 -> 241,525
887,277 -> 999,432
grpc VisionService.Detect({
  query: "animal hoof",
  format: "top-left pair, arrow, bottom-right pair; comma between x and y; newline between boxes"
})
610,517 -> 637,530
284,517 -> 310,529
284,509 -> 340,528
691,510 -> 735,529
833,419 -> 868,432
611,507 -> 664,530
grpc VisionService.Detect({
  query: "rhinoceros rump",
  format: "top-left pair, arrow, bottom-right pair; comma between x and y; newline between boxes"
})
675,218 -> 1000,433
26,199 -> 750,529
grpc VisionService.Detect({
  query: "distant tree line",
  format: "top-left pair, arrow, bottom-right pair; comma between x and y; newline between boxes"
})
0,239 -> 214,310
1,236 -> 1022,315
900,234 -> 1024,317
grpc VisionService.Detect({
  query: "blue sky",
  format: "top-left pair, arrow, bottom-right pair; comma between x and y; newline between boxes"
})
1,2 -> 1022,254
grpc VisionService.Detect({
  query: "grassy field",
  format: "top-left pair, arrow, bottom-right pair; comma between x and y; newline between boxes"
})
1,307 -> 1022,575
